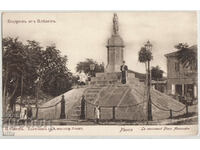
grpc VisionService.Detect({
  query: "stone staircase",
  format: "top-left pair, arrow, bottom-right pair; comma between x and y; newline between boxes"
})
67,72 -> 142,120
67,105 -> 81,120
67,86 -> 104,120
99,84 -> 130,106
90,72 -> 121,86
85,87 -> 103,103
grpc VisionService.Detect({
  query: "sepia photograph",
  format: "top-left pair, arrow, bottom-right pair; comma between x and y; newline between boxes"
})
1,11 -> 198,136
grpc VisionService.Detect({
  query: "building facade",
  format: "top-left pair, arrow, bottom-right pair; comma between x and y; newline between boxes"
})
165,45 -> 197,100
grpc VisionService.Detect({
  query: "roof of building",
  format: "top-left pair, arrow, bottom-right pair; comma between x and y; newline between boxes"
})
164,45 -> 197,57
128,70 -> 146,80
128,69 -> 167,81
151,80 -> 167,84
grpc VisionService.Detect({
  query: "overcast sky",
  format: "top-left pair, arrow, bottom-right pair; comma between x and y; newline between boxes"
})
2,12 -> 197,74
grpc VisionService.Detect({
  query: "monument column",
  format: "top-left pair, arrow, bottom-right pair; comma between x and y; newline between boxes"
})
106,13 -> 124,73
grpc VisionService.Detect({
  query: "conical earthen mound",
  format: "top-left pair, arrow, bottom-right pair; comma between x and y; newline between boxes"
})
36,79 -> 185,122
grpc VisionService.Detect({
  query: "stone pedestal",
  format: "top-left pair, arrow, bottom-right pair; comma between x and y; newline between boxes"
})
90,72 -> 137,86
106,34 -> 124,73
90,72 -> 120,86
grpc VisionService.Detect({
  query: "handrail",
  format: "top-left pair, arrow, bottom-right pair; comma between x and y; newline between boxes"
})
85,100 -> 146,108
32,100 -> 61,109
151,101 -> 186,113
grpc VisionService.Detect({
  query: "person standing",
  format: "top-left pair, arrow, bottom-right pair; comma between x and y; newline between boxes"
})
94,105 -> 100,124
120,61 -> 128,84
20,104 -> 27,120
6,104 -> 13,119
79,71 -> 87,85
27,103 -> 33,120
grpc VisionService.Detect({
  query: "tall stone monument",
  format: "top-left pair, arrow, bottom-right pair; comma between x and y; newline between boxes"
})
90,13 -> 135,85
106,13 -> 124,72
39,13 -> 185,122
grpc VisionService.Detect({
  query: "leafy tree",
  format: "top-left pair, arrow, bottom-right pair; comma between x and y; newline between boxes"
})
175,43 -> 197,70
76,58 -> 104,76
40,45 -> 72,96
3,37 -> 27,114
70,75 -> 80,86
24,40 -> 43,96
138,46 -> 153,84
138,47 -> 153,63
2,37 -> 74,115
151,66 -> 164,81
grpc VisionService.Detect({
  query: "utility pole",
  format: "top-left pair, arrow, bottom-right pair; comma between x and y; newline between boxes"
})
20,72 -> 23,113
147,60 -> 152,121
145,40 -> 153,122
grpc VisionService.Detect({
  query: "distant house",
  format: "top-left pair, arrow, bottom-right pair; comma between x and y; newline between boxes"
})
151,80 -> 167,93
128,70 -> 167,93
128,70 -> 146,82
164,45 -> 197,100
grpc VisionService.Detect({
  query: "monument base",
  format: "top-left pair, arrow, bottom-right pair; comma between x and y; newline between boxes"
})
90,72 -> 137,86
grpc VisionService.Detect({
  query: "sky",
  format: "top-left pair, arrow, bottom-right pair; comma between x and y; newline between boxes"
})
2,12 -> 197,75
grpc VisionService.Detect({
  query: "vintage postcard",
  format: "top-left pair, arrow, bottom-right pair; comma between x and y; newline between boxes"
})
1,11 -> 198,136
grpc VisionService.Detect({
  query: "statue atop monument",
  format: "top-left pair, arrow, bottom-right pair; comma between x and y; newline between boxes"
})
106,13 -> 124,73
113,13 -> 119,35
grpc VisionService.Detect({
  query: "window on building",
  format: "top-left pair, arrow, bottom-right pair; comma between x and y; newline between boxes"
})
175,62 -> 180,72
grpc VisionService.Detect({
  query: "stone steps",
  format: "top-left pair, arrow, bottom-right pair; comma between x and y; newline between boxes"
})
90,80 -> 119,86
85,95 -> 96,98
67,72 -> 140,120
67,102 -> 82,119
85,85 -> 132,120
68,86 -> 104,120
100,86 -> 130,107
84,87 -> 103,103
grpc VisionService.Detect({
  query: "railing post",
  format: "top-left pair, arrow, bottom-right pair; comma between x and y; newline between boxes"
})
185,103 -> 189,116
99,107 -> 101,119
170,109 -> 172,119
36,105 -> 39,119
55,104 -> 57,119
60,95 -> 66,119
80,95 -> 86,120
85,101 -> 87,119
112,106 -> 116,121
